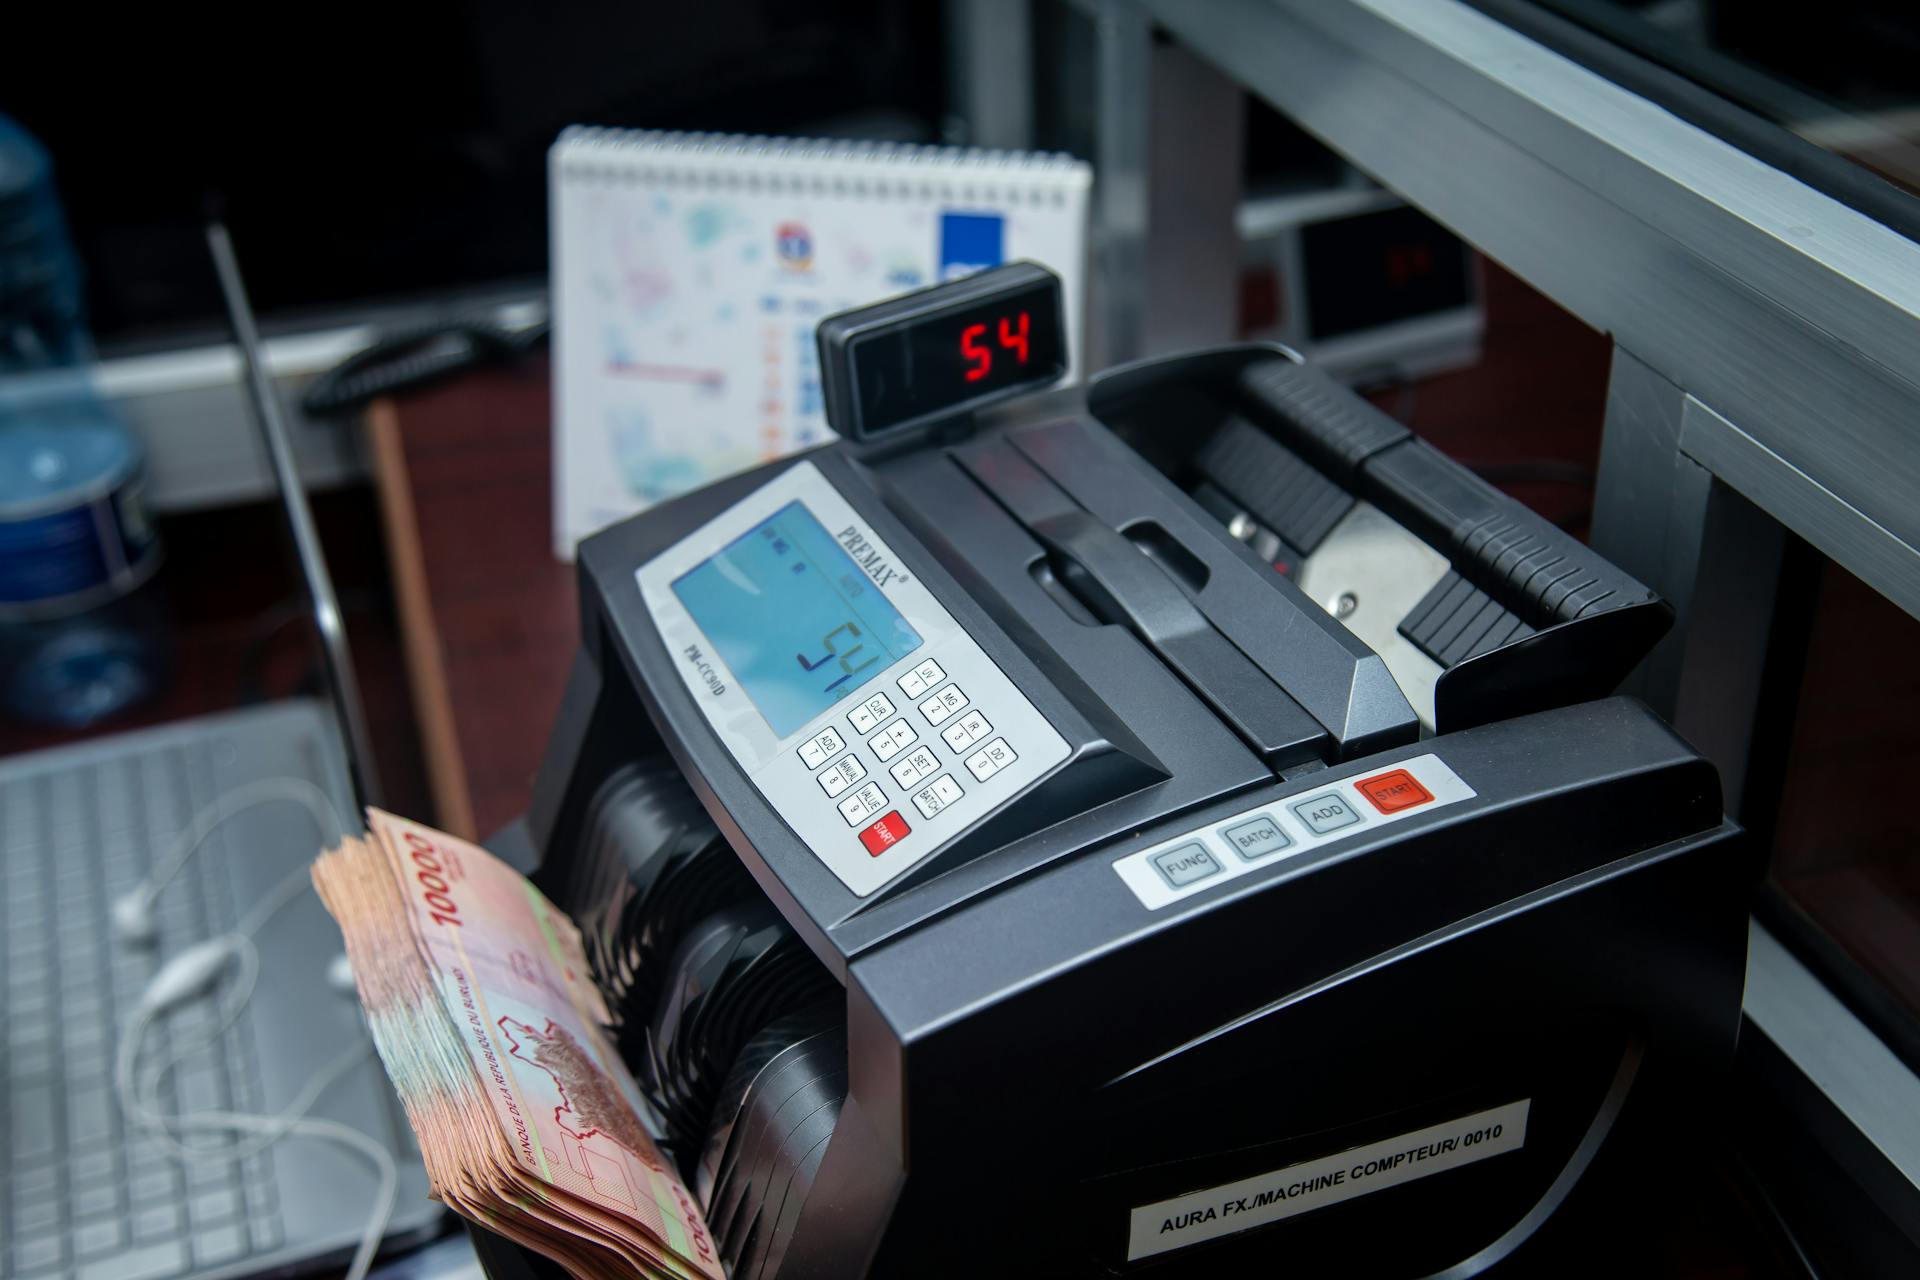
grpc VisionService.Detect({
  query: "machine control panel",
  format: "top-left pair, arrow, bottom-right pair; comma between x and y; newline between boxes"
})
637,460 -> 1070,897
1113,754 -> 1476,910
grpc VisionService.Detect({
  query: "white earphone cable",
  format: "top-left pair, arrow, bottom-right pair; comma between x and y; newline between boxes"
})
112,777 -> 344,946
111,778 -> 397,1280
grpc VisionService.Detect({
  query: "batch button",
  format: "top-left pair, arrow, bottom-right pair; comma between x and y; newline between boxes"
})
1221,814 -> 1291,861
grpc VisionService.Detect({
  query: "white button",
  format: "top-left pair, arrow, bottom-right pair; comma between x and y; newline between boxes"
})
837,782 -> 887,826
818,753 -> 868,798
870,718 -> 917,763
965,737 -> 1016,781
898,659 -> 945,699
911,772 -> 964,819
918,684 -> 968,726
890,746 -> 940,790
798,726 -> 846,770
941,709 -> 991,752
847,692 -> 895,735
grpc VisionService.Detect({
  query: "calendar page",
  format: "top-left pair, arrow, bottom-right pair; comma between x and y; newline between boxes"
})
550,131 -> 1091,558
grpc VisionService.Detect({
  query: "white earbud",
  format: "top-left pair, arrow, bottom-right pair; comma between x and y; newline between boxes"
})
327,951 -> 356,995
112,891 -> 159,945
138,935 -> 243,1015
110,777 -> 346,949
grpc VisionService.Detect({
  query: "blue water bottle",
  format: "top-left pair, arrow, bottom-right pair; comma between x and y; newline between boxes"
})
0,114 -> 167,727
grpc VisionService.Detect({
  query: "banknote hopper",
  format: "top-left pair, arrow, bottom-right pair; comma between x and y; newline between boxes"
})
490,264 -> 1754,1277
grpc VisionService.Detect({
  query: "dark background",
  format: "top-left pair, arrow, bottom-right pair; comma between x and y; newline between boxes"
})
3,3 -> 945,345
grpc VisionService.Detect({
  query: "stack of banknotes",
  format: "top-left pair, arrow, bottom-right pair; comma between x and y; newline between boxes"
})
312,810 -> 723,1280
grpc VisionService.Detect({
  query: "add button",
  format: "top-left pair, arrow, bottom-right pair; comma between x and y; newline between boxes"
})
1290,791 -> 1362,835
1356,769 -> 1435,814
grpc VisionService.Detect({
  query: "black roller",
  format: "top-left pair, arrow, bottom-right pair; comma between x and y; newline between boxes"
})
644,903 -> 840,1159
549,762 -> 760,1067
698,1011 -> 848,1280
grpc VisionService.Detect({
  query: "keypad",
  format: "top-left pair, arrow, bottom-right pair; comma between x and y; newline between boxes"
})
640,464 -> 1074,902
797,656 -> 1030,872
918,684 -> 969,726
798,726 -> 846,770
964,737 -> 1017,781
897,659 -> 946,699
817,754 -> 867,799
890,746 -> 941,790
941,709 -> 992,753
837,782 -> 888,827
847,692 -> 896,736
911,773 -> 965,819
870,718 -> 918,763
859,811 -> 910,856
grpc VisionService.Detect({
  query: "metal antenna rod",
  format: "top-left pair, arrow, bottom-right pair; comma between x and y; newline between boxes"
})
207,222 -> 382,814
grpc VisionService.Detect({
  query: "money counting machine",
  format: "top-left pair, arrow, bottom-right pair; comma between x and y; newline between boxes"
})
499,264 -> 1753,1277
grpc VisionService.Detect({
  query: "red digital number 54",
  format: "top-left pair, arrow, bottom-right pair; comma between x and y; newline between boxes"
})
961,311 -> 1031,384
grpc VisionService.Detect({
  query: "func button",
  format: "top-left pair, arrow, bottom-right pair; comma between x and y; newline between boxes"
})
1221,814 -> 1292,861
1150,842 -> 1222,889
1290,791 -> 1362,835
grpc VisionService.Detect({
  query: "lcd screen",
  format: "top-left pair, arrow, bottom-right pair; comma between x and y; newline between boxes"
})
671,500 -> 922,739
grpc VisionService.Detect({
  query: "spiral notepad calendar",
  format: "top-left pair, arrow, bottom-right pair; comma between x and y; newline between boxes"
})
548,128 -> 1092,557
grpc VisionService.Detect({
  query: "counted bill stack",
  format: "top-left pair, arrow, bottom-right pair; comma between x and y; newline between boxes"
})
312,810 -> 723,1280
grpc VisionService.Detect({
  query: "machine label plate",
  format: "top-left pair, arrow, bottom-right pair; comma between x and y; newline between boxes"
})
1126,1099 -> 1530,1260
1112,753 -> 1475,910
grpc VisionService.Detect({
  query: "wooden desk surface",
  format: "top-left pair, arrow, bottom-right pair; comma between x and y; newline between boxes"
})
367,357 -> 575,839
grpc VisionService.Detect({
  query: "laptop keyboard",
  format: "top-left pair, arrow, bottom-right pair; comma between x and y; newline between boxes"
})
4,735 -> 284,1280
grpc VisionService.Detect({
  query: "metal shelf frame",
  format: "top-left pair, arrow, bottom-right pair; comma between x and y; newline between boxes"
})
1105,0 -> 1920,626
1081,0 -> 1920,1251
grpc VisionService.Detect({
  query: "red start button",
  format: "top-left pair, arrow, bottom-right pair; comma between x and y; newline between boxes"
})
859,811 -> 911,856
1355,769 -> 1434,814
